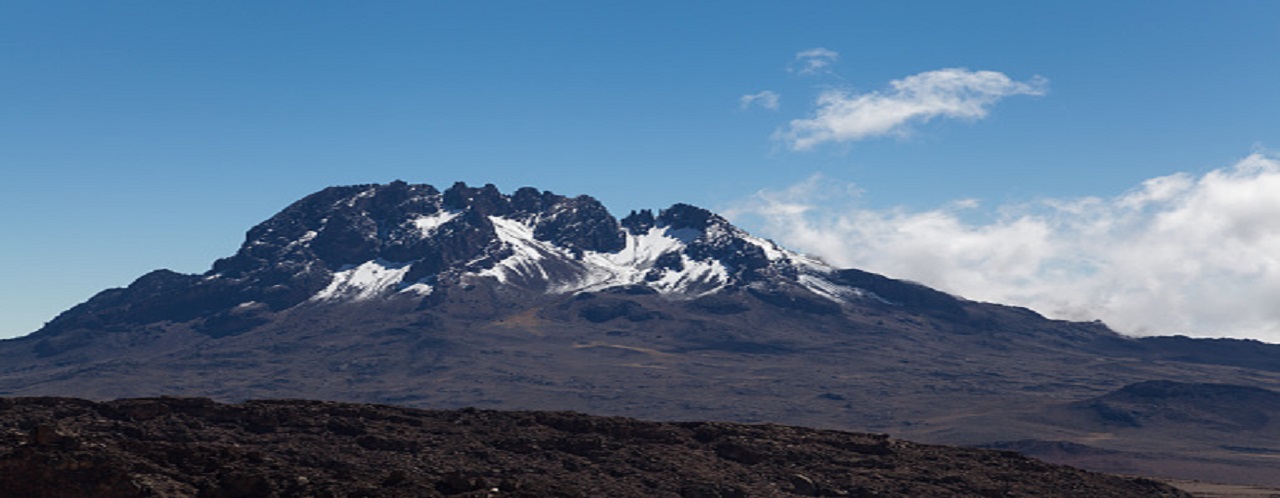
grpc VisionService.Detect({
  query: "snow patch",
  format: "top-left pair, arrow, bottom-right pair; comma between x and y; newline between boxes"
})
745,235 -> 787,262
400,281 -> 434,296
798,274 -> 863,303
477,216 -> 558,284
744,234 -> 831,270
413,211 -> 459,237
282,230 -> 318,251
471,217 -> 729,296
453,215 -> 860,303
648,255 -> 729,295
311,260 -> 414,301
601,226 -> 688,268
342,187 -> 378,207
560,226 -> 696,293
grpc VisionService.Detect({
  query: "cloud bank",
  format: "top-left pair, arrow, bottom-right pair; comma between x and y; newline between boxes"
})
729,153 -> 1280,343
777,68 -> 1047,150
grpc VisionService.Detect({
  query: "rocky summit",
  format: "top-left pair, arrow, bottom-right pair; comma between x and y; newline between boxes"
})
2,181 -> 1280,486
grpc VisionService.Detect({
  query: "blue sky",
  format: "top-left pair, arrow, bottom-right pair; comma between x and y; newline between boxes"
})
3,1 -> 1279,340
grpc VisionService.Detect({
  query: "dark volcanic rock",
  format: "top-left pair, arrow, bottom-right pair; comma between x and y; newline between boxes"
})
532,194 -> 625,253
0,397 -> 1187,498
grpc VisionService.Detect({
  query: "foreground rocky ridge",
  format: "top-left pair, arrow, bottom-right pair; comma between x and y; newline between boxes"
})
0,397 -> 1187,498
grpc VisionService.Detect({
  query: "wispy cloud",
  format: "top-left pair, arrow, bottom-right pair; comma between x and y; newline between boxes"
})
740,90 -> 780,110
728,153 -> 1280,343
790,48 -> 839,75
777,68 -> 1047,150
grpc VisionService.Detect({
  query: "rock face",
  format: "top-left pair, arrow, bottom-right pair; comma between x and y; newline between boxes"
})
3,181 -> 1280,486
0,397 -> 1189,498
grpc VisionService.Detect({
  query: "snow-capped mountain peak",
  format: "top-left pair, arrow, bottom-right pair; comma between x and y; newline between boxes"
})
243,182 -> 855,304
37,181 -> 874,339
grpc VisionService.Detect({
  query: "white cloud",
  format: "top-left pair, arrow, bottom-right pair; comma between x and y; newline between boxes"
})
740,90 -> 780,110
790,48 -> 840,75
728,153 -> 1280,343
777,68 -> 1048,150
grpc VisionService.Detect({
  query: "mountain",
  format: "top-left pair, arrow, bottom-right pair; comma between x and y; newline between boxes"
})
23,181 -> 856,344
2,181 -> 1280,485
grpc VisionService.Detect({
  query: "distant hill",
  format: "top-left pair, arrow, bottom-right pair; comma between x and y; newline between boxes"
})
980,381 -> 1280,487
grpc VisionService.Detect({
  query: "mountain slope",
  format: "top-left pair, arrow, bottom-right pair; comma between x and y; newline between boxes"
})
2,181 -> 1279,485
